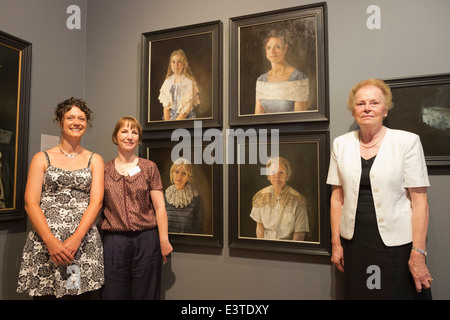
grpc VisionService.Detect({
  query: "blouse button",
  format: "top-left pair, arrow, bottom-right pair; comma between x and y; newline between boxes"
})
376,203 -> 382,208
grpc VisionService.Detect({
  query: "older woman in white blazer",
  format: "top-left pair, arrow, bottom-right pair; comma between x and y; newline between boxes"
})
327,79 -> 432,300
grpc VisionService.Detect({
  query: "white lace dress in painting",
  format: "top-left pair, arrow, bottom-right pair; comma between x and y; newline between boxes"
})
158,74 -> 200,120
255,69 -> 309,113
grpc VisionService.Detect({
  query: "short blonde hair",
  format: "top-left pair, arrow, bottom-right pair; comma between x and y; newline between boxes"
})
111,116 -> 142,145
170,158 -> 193,184
347,78 -> 394,111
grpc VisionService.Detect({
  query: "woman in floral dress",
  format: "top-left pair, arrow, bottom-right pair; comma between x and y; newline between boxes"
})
17,98 -> 104,299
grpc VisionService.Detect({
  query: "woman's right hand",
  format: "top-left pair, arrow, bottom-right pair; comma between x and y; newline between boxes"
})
331,244 -> 344,273
46,236 -> 74,265
330,186 -> 345,273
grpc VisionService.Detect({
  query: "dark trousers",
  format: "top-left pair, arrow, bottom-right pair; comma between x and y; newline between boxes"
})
101,228 -> 162,300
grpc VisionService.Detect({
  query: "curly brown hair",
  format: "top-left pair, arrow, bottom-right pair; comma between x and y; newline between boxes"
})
54,97 -> 93,126
262,29 -> 292,58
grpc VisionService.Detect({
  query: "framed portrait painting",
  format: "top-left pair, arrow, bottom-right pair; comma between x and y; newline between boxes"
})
141,21 -> 222,131
142,136 -> 223,248
228,130 -> 330,255
0,30 -> 31,221
229,3 -> 329,126
384,73 -> 450,166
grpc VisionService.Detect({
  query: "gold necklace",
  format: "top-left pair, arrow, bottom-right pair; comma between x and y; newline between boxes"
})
359,127 -> 386,148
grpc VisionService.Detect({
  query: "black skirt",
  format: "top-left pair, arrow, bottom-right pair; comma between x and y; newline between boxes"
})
341,156 -> 431,300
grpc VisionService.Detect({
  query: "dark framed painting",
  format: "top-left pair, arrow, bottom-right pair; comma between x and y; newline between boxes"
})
141,21 -> 222,131
0,30 -> 31,221
142,135 -> 223,248
229,3 -> 329,126
384,73 -> 450,166
228,130 -> 330,255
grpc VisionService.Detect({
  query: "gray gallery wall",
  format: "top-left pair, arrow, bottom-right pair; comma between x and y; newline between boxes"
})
0,0 -> 88,299
0,0 -> 449,300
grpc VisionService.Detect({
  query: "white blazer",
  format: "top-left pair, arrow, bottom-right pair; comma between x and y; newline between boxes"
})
327,128 -> 430,247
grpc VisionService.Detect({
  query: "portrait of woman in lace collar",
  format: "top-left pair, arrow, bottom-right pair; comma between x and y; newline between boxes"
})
250,156 -> 309,241
164,158 -> 205,235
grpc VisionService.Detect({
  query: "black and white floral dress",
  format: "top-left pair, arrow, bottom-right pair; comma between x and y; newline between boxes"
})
17,151 -> 104,298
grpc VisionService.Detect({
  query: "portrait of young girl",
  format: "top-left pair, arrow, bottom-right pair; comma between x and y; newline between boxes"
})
145,28 -> 217,125
158,49 -> 201,121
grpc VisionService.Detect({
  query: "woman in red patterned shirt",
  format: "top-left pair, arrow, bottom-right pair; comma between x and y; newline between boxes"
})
100,116 -> 172,300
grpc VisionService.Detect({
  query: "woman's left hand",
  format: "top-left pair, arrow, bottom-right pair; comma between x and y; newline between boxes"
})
63,235 -> 82,257
160,239 -> 173,264
408,250 -> 432,292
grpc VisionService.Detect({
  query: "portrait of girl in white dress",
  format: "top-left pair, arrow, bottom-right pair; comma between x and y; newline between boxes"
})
158,49 -> 201,121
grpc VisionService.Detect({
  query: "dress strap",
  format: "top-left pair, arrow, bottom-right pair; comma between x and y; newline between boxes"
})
43,151 -> 51,166
87,152 -> 95,168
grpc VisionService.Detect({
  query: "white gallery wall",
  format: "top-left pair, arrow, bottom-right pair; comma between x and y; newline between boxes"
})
0,0 -> 449,299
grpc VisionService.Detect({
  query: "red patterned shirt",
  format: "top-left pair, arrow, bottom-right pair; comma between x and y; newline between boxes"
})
100,157 -> 163,232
